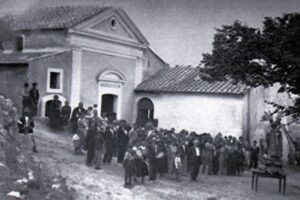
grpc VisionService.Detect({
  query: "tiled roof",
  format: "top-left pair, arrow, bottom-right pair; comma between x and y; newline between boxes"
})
0,5 -> 110,30
0,52 -> 64,63
135,66 -> 248,95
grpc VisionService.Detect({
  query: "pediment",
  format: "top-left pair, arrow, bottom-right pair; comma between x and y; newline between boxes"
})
72,8 -> 149,47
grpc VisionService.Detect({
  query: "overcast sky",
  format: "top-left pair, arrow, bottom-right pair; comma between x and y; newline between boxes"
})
1,0 -> 300,66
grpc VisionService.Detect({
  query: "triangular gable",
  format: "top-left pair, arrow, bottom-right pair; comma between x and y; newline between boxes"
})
71,7 -> 149,47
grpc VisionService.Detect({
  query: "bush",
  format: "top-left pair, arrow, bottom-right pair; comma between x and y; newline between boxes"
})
0,96 -> 75,200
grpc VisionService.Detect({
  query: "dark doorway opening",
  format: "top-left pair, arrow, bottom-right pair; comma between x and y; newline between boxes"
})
101,94 -> 117,121
45,100 -> 62,117
137,98 -> 154,126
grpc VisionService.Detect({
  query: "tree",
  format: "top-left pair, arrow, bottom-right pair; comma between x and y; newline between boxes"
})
200,13 -> 300,119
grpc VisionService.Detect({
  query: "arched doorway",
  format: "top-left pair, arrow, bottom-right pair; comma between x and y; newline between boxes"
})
137,98 -> 154,126
101,94 -> 118,121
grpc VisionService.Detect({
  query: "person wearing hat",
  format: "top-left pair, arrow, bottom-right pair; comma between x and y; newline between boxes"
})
29,82 -> 39,116
189,139 -> 201,181
18,107 -> 37,153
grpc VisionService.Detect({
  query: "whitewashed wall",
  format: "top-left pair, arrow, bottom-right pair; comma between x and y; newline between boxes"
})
135,92 -> 247,137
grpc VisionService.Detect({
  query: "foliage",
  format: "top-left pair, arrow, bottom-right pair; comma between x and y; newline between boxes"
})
0,96 -> 74,200
200,13 -> 300,118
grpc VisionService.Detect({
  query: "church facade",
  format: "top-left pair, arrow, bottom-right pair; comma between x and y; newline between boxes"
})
0,6 -> 167,123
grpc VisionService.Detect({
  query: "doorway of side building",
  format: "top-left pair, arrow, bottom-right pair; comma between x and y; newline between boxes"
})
137,97 -> 154,126
101,94 -> 118,121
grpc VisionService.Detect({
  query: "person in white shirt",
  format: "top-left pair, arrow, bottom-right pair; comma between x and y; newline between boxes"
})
189,139 -> 201,181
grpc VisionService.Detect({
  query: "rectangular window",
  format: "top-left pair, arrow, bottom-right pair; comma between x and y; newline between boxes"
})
47,68 -> 63,93
50,72 -> 60,89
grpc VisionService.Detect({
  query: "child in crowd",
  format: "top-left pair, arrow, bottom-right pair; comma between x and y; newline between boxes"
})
123,146 -> 135,188
72,133 -> 82,155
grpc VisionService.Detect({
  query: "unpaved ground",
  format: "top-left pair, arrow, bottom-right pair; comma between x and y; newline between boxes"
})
34,119 -> 300,200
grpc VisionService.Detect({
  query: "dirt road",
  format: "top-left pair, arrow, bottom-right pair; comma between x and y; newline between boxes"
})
34,119 -> 300,200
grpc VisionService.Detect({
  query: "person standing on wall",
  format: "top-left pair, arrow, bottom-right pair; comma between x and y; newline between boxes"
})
29,82 -> 39,116
21,83 -> 31,113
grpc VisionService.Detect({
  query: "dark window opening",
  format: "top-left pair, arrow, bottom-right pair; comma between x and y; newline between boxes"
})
50,72 -> 60,89
16,36 -> 24,51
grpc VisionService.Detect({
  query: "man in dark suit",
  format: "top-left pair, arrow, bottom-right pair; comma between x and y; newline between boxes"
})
148,137 -> 158,182
103,125 -> 114,164
117,124 -> 129,163
189,139 -> 201,181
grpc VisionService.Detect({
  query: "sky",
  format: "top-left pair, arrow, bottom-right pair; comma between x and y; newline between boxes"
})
1,0 -> 300,66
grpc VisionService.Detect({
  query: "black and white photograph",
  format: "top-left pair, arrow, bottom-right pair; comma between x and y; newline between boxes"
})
0,0 -> 300,199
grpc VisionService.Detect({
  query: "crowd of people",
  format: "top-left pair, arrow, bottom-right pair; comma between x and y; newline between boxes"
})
19,82 -> 262,189
66,103 -> 260,188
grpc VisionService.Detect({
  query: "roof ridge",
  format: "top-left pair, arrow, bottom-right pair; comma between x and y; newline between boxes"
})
136,65 -> 248,95
0,5 -> 111,30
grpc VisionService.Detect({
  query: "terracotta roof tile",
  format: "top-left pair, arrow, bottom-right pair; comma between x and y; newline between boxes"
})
0,5 -> 110,30
0,51 -> 66,63
135,66 -> 248,95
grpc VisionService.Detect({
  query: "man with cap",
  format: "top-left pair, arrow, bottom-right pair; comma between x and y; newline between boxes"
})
29,82 -> 39,116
